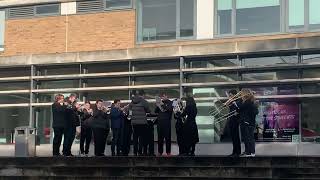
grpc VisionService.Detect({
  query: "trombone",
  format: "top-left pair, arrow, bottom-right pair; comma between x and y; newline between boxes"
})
209,90 -> 253,118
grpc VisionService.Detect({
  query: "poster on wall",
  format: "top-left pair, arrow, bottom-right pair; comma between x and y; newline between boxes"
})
253,86 -> 299,142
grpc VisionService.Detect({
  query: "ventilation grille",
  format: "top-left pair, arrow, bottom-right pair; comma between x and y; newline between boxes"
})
8,6 -> 34,18
77,0 -> 104,13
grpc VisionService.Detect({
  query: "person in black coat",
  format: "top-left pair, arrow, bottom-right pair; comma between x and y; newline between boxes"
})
110,99 -> 124,156
155,93 -> 173,156
91,99 -> 110,156
120,107 -> 132,156
63,94 -> 80,156
79,101 -> 93,156
181,96 -> 199,156
52,94 -> 66,156
173,99 -> 185,155
226,89 -> 242,157
237,89 -> 259,157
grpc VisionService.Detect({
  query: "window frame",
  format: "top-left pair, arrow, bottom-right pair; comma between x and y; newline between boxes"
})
136,0 -> 197,43
104,0 -> 133,11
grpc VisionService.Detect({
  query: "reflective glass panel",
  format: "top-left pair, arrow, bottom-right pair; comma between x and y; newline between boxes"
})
309,0 -> 320,30
242,71 -> 299,81
216,0 -> 232,34
301,98 -> 320,142
105,0 -> 131,8
186,57 -> 239,68
180,0 -> 194,37
289,0 -> 305,29
243,56 -> 299,67
187,73 -> 239,83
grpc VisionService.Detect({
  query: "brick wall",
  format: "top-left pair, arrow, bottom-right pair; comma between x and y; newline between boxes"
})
1,10 -> 136,56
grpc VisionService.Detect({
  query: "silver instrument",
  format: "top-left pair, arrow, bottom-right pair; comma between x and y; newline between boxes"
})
155,96 -> 167,112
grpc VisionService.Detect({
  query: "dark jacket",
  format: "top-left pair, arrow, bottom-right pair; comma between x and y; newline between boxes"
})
80,109 -> 93,128
229,99 -> 242,122
111,106 -> 124,129
238,100 -> 259,126
155,99 -> 173,126
182,103 -> 199,144
52,102 -> 67,128
65,102 -> 80,128
90,108 -> 110,129
129,96 -> 151,125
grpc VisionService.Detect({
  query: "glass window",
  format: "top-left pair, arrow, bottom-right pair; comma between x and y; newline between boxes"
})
142,88 -> 180,99
84,62 -> 129,74
0,10 -> 5,49
0,82 -> 30,91
38,80 -> 80,89
216,0 -> 232,35
309,0 -> 320,30
242,71 -> 299,81
302,98 -> 320,142
302,69 -> 320,79
86,90 -> 130,102
36,107 -> 52,144
0,94 -> 30,104
243,56 -> 299,66
190,87 -> 236,98
0,107 -> 29,144
187,73 -> 239,83
37,65 -> 80,76
134,75 -> 180,85
288,0 -> 305,30
303,54 -> 320,64
105,0 -> 131,9
180,0 -> 194,37
133,59 -> 179,71
236,0 -> 280,34
140,0 -> 176,41
248,85 -> 299,96
301,84 -> 320,94
0,67 -> 30,77
186,57 -> 240,68
35,4 -> 60,15
86,77 -> 129,87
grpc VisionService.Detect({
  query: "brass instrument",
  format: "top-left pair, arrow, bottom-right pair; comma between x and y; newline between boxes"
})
210,89 -> 254,125
172,98 -> 187,123
155,96 -> 167,112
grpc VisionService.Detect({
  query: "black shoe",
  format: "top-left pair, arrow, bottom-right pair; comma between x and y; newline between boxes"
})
229,153 -> 240,157
53,153 -> 62,157
112,152 -> 115,156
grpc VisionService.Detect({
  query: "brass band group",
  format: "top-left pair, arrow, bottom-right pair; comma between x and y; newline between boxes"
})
51,88 -> 258,157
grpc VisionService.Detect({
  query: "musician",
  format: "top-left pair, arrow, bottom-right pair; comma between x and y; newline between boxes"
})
52,94 -> 66,156
129,90 -> 151,156
63,93 -> 80,157
227,89 -> 242,157
155,93 -> 173,156
238,89 -> 259,157
79,101 -> 93,156
173,99 -> 185,155
120,104 -> 132,156
181,96 -> 199,156
91,99 -> 110,156
110,99 -> 124,156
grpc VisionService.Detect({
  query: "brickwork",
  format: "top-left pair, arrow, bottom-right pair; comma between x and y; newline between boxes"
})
1,10 -> 136,56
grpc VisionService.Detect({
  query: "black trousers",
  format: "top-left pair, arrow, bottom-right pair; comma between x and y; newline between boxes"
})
175,121 -> 185,155
111,128 -> 121,155
121,120 -> 132,156
80,126 -> 92,154
53,127 -> 64,156
146,122 -> 155,155
157,123 -> 171,154
93,128 -> 109,156
132,124 -> 147,155
63,127 -> 76,156
230,119 -> 241,155
241,125 -> 255,154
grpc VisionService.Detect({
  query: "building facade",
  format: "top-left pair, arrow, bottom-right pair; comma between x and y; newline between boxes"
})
0,0 -> 320,154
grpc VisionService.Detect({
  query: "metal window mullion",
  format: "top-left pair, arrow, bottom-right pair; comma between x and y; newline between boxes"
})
176,0 -> 181,39
137,0 -> 143,42
231,0 -> 236,35
179,57 -> 184,99
29,65 -> 34,128
305,0 -> 309,31
280,0 -> 286,32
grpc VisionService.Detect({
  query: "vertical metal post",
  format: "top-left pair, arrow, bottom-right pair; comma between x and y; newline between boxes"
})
179,57 -> 184,98
29,65 -> 34,128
